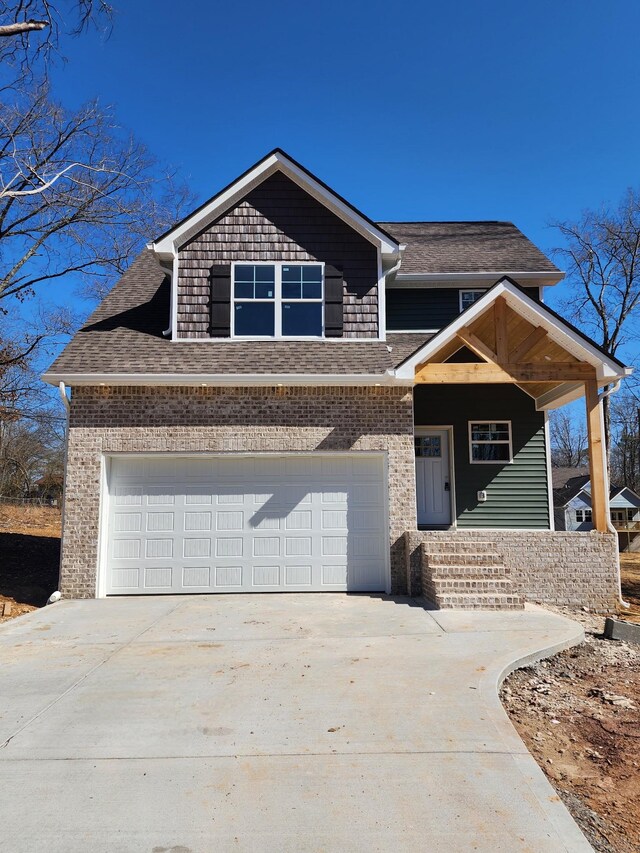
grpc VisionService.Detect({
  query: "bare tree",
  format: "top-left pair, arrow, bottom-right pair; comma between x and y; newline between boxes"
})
553,189 -> 640,447
0,1 -> 112,78
0,87 -> 191,309
549,409 -> 589,469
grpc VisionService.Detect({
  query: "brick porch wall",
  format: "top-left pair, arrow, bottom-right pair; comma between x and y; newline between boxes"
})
405,530 -> 620,612
60,385 -> 416,599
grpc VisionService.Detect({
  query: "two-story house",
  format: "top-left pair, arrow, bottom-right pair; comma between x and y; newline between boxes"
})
44,150 -> 630,610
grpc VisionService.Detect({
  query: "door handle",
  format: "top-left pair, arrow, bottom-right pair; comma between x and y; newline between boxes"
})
444,482 -> 450,491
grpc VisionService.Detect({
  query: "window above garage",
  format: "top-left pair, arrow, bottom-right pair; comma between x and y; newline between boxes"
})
210,260 -> 345,339
233,263 -> 324,337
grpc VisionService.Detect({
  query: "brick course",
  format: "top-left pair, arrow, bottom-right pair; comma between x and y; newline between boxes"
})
405,530 -> 620,612
61,385 -> 416,598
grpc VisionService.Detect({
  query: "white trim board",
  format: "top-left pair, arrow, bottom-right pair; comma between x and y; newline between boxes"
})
42,371 -> 410,387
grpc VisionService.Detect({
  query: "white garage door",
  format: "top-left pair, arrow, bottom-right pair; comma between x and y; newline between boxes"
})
104,454 -> 387,595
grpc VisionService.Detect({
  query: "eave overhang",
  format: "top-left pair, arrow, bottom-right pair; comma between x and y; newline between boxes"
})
41,371 -> 412,388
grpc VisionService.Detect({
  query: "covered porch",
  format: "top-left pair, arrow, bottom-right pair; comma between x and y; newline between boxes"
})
396,277 -> 630,535
395,278 -> 630,610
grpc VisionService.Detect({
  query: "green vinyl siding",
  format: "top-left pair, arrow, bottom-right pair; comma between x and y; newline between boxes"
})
414,384 -> 550,528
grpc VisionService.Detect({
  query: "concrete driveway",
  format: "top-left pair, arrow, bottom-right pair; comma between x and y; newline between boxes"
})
0,595 -> 591,852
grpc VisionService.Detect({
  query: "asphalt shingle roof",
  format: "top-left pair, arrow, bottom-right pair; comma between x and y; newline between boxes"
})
378,222 -> 560,275
46,251 -> 432,377
46,219 -> 559,379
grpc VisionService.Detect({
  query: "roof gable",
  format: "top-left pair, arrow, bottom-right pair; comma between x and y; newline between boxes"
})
153,149 -> 400,257
394,276 -> 629,400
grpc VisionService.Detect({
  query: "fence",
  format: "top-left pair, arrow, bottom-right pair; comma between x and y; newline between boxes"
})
0,495 -> 60,508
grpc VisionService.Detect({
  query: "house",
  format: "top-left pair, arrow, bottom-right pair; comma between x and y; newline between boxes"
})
554,471 -> 640,551
43,149 -> 631,610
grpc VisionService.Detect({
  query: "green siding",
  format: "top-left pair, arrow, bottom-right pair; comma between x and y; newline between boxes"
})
414,384 -> 550,529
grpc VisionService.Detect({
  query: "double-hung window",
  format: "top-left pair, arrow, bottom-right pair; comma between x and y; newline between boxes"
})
233,263 -> 324,337
576,509 -> 592,523
469,421 -> 512,463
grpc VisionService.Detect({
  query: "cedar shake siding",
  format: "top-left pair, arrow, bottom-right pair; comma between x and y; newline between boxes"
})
177,173 -> 379,339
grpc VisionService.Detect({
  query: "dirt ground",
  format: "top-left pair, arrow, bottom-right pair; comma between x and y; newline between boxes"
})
501,605 -> 640,853
0,503 -> 61,622
1,505 -> 639,848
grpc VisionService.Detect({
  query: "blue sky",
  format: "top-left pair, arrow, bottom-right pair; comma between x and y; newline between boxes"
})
38,0 -> 640,346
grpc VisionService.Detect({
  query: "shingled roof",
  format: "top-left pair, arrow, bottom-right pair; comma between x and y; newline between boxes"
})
378,221 -> 560,275
45,251 -> 432,378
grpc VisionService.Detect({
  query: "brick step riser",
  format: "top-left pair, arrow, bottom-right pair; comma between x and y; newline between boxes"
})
426,556 -> 507,569
434,594 -> 524,610
429,566 -> 510,578
433,580 -> 514,594
421,543 -> 499,556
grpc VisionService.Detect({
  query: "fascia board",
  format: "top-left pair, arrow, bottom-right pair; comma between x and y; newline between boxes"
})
41,371 -> 411,388
393,271 -> 564,286
153,152 -> 399,255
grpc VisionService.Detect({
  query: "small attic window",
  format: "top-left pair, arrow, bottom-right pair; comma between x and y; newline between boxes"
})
460,290 -> 486,312
232,263 -> 324,337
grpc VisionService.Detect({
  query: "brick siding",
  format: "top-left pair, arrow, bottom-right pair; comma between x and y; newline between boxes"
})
60,385 -> 416,598
405,530 -> 620,612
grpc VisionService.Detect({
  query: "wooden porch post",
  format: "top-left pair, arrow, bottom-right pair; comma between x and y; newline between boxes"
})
585,379 -> 610,532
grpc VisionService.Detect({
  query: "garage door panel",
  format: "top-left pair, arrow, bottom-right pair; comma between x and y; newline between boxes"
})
105,455 -> 387,595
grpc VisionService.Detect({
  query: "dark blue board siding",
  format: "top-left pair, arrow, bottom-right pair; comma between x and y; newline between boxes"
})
413,384 -> 550,529
386,287 -> 541,331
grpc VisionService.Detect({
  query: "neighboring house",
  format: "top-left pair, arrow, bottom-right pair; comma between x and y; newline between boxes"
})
44,150 -> 631,610
554,472 -> 640,551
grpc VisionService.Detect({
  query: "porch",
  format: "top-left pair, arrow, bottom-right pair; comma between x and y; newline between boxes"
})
395,278 -> 629,611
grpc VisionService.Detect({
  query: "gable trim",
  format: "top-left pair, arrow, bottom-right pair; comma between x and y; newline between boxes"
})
393,277 -> 630,383
152,149 -> 401,257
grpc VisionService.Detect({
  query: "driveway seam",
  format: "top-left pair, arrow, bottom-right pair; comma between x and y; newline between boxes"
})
0,598 -> 189,751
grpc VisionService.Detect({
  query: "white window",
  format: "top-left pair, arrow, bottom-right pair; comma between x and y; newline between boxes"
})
469,421 -> 512,463
460,290 -> 486,312
576,509 -> 592,523
233,262 -> 324,338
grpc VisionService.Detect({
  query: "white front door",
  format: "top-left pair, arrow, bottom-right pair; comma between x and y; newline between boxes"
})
415,429 -> 452,527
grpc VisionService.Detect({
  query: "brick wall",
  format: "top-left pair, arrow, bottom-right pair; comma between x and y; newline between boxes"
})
61,385 -> 416,599
177,173 -> 379,338
405,530 -> 620,612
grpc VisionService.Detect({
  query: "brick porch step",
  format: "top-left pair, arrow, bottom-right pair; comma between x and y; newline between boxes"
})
428,563 -> 509,577
434,592 -> 524,610
433,578 -> 515,594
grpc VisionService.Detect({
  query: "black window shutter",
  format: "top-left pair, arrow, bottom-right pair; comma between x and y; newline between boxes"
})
324,264 -> 344,338
210,264 -> 231,337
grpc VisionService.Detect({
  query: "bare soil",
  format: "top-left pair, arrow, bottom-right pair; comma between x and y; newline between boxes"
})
0,503 -> 61,622
501,607 -> 640,853
619,552 -> 640,624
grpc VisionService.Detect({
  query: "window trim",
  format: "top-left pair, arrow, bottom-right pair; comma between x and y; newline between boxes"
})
459,289 -> 487,313
231,261 -> 325,339
468,420 -> 513,465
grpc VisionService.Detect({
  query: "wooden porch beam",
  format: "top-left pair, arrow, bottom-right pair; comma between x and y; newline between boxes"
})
456,326 -> 497,363
509,325 -> 548,362
415,362 -> 597,384
585,378 -> 609,533
494,296 -> 508,361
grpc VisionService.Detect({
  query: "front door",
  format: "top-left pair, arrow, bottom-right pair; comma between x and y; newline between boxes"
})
415,429 -> 452,527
